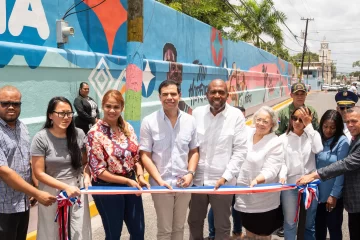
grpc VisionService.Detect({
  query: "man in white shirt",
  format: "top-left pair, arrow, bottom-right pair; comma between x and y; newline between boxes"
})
188,79 -> 248,240
349,83 -> 357,95
335,90 -> 358,141
140,80 -> 199,240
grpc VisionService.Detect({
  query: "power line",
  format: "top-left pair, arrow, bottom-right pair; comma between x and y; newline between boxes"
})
63,0 -> 107,20
307,38 -> 360,43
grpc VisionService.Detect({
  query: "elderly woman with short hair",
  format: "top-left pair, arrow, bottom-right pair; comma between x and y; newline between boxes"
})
234,106 -> 284,240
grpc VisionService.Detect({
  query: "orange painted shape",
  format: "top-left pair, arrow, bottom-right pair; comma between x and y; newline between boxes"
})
84,0 -> 127,54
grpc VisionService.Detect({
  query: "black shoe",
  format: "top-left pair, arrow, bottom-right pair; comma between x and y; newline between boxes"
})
276,227 -> 284,237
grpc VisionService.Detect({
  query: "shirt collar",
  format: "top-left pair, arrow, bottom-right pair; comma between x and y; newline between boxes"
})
0,118 -> 20,129
205,103 -> 230,117
160,108 -> 182,121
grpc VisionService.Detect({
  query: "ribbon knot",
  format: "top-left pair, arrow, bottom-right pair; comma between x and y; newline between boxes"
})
54,190 -> 82,240
294,180 -> 319,222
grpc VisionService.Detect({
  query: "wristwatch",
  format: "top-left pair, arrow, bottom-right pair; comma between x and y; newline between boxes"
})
187,171 -> 195,176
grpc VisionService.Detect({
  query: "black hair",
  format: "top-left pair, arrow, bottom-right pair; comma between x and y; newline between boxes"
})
318,110 -> 344,151
158,80 -> 181,94
163,43 -> 177,61
44,97 -> 82,170
235,106 -> 245,112
286,106 -> 312,134
78,82 -> 88,96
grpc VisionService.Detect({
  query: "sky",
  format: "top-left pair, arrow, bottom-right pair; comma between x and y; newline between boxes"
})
230,0 -> 360,74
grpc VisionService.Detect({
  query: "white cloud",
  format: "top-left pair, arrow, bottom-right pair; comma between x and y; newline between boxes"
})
230,0 -> 360,73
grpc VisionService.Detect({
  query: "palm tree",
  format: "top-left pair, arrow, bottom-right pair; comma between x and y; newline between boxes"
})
230,0 -> 286,48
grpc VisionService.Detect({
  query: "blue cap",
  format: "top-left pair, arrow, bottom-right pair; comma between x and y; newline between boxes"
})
335,91 -> 358,105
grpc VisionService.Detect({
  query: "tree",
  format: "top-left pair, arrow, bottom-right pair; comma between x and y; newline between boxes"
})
290,52 -> 320,62
352,60 -> 360,68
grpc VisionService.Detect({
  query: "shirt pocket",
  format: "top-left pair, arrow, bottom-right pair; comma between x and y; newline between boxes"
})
216,129 -> 234,149
152,133 -> 167,152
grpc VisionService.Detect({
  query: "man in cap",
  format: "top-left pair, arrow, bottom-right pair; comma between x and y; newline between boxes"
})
336,90 -> 358,141
276,82 -> 319,135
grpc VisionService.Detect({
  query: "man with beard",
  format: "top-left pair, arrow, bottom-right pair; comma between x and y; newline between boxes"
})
188,79 -> 248,240
140,80 -> 199,240
0,86 -> 56,240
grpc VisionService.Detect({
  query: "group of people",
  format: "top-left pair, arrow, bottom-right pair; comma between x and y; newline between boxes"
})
0,79 -> 360,240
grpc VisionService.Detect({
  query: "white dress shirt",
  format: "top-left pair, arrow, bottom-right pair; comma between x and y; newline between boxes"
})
192,104 -> 247,186
234,128 -> 284,213
344,123 -> 352,142
139,109 -> 198,187
279,124 -> 323,184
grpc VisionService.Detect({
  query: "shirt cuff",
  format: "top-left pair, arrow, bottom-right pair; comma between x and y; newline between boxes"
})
221,171 -> 233,182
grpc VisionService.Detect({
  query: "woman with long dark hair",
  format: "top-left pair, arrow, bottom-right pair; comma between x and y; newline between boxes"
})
74,82 -> 99,133
279,106 -> 323,240
86,90 -> 149,240
315,110 -> 349,240
31,96 -> 91,240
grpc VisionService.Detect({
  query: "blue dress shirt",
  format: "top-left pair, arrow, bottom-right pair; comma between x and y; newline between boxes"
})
316,135 -> 349,203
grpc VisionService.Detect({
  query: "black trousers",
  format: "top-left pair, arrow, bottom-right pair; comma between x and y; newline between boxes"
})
0,210 -> 30,240
349,212 -> 360,240
315,198 -> 344,240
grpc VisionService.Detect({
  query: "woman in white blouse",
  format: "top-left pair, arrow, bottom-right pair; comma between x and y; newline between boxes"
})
279,106 -> 323,240
234,106 -> 284,239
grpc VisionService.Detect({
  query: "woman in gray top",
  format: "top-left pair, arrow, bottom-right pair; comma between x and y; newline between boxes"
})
31,96 -> 91,240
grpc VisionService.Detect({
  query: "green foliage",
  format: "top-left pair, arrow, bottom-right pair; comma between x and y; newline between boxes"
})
353,60 -> 360,68
290,52 -> 320,62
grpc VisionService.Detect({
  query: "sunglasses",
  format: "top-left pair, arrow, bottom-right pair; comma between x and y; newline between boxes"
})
53,111 -> 74,118
291,115 -> 303,123
0,101 -> 22,108
339,106 -> 353,111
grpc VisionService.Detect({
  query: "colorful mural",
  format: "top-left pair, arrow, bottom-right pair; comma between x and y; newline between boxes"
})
0,0 -> 294,137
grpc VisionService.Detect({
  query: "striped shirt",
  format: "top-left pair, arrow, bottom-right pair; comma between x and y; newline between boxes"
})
139,109 -> 198,187
0,119 -> 31,213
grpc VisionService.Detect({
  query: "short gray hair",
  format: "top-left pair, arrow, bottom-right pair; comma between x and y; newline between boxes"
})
252,106 -> 279,132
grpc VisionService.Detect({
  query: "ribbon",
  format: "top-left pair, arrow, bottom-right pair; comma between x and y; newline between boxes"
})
54,191 -> 82,240
80,183 -> 297,195
294,180 -> 320,222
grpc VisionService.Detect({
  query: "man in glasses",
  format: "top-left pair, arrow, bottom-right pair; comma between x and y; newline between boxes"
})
336,90 -> 359,141
0,85 -> 56,240
276,82 -> 319,136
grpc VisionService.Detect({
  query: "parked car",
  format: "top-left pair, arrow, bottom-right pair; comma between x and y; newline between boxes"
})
322,84 -> 329,91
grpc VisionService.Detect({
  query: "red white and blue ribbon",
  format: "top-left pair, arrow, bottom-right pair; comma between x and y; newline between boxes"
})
55,191 -> 82,240
80,183 -> 297,195
294,180 -> 320,222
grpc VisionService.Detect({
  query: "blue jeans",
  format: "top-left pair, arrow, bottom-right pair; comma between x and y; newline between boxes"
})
208,195 -> 242,238
92,179 -> 145,240
281,189 -> 317,240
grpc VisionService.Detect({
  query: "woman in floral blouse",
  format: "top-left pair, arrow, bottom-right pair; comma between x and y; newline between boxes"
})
86,90 -> 149,240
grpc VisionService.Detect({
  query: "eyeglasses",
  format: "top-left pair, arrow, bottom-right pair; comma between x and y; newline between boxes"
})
0,101 -> 22,108
291,115 -> 303,123
53,111 -> 74,118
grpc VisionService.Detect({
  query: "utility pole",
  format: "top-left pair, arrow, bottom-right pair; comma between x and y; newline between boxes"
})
307,50 -> 311,82
321,50 -> 325,84
300,18 -> 314,82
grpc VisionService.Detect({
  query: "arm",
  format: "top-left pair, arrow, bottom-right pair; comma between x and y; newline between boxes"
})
0,166 -> 56,206
180,147 -> 199,187
259,139 -> 284,183
74,97 -> 95,123
215,115 -> 247,189
304,124 -> 323,154
330,138 -> 349,199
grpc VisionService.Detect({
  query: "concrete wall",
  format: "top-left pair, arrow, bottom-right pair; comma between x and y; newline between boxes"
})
0,0 -> 295,137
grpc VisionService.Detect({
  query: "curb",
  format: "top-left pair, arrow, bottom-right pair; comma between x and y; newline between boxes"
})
26,98 -> 293,240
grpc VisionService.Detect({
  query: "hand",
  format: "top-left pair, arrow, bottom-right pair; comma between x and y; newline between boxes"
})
127,179 -> 142,196
279,178 -> 286,184
138,175 -> 151,190
214,177 -> 227,190
296,172 -> 318,186
326,196 -> 337,212
83,175 -> 92,190
158,180 -> 173,190
249,179 -> 257,188
298,107 -> 312,126
65,186 -> 81,198
177,174 -> 193,188
35,190 -> 57,206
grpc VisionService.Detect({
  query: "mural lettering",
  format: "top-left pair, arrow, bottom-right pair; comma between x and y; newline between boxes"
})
1,0 -> 49,39
189,64 -> 208,106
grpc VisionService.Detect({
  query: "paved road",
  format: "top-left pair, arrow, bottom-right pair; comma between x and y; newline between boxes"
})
29,91 -> 356,239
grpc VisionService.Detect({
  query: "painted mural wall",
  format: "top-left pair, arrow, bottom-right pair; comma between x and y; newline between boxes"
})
0,0 -> 295,137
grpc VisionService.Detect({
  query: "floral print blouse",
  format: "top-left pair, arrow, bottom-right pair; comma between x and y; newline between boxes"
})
86,120 -> 139,180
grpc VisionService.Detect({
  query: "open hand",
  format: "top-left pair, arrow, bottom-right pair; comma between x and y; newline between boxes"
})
214,177 -> 226,190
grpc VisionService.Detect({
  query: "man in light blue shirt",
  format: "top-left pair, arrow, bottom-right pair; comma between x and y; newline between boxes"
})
140,80 -> 199,240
